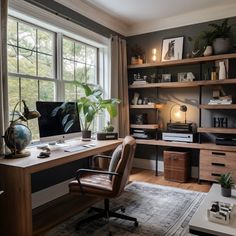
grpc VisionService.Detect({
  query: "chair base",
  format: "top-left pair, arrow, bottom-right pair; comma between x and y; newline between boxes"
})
76,198 -> 138,230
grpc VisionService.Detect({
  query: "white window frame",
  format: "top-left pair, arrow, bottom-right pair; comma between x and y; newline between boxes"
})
8,0 -> 111,133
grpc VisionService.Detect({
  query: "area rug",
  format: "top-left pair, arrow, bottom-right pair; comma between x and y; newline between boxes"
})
44,182 -> 206,236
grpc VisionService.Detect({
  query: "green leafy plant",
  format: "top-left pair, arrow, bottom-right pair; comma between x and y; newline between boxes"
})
54,82 -> 120,132
218,172 -> 234,189
103,121 -> 114,132
131,44 -> 144,59
209,18 -> 232,39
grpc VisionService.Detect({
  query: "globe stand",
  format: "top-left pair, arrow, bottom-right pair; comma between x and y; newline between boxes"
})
5,150 -> 31,159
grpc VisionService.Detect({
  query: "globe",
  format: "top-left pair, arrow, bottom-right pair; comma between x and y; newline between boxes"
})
4,123 -> 32,158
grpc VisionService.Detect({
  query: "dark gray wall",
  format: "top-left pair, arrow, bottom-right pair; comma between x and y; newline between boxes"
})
127,17 -> 236,64
127,17 -> 236,163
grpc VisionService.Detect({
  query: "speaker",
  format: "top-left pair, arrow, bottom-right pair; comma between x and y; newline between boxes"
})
97,132 -> 118,140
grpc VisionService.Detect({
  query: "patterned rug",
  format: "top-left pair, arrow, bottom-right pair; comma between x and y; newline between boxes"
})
44,182 -> 206,236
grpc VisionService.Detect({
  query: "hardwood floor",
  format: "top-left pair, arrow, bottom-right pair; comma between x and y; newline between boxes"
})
130,168 -> 212,193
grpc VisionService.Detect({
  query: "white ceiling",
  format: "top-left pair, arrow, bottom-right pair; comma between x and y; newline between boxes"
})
56,0 -> 236,36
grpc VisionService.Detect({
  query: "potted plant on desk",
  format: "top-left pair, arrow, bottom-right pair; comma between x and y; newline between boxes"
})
218,172 -> 234,197
54,82 -> 120,141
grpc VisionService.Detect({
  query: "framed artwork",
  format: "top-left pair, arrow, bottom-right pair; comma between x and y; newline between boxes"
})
162,74 -> 171,82
161,36 -> 184,62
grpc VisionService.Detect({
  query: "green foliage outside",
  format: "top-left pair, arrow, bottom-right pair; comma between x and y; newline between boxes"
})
7,17 -> 98,140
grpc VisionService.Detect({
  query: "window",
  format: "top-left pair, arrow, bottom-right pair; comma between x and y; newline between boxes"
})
62,36 -> 97,101
8,17 -> 56,140
7,16 -> 101,141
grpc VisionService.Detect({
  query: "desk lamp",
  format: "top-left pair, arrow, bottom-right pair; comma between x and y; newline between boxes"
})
169,104 -> 187,124
4,100 -> 40,158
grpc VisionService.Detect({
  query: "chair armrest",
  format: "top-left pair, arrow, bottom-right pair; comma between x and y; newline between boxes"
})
93,154 -> 112,161
75,168 -> 120,194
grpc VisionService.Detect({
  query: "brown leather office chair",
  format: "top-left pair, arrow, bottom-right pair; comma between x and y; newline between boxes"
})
69,136 -> 138,232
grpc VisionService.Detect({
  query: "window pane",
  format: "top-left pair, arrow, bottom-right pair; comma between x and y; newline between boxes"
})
63,38 -> 74,60
8,77 -> 20,116
75,63 -> 85,82
19,48 -> 36,75
8,46 -> 17,73
75,43 -> 85,63
18,22 -> 36,50
38,30 -> 53,54
65,83 -> 76,101
38,53 -> 54,78
63,59 -> 74,81
8,18 -> 17,46
87,66 -> 96,83
39,80 -> 55,101
21,78 -> 38,108
28,119 -> 39,141
86,46 -> 96,65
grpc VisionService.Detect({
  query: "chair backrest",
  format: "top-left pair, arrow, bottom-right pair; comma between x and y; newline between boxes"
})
110,136 -> 136,197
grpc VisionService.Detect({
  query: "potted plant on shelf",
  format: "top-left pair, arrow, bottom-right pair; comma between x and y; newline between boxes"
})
131,44 -> 145,65
218,172 -> 234,197
209,18 -> 232,55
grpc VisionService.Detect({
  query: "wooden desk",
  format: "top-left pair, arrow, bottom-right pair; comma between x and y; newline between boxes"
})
0,139 -> 121,236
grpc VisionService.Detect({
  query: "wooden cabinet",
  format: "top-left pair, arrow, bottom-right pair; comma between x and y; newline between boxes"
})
164,150 -> 190,182
199,149 -> 236,182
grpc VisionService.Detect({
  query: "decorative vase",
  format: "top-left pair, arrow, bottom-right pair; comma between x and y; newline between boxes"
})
219,61 -> 226,80
203,46 -> 213,56
221,186 -> 231,197
82,130 -> 91,141
213,38 -> 231,55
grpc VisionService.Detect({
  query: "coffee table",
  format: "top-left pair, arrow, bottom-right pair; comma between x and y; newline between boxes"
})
189,184 -> 236,236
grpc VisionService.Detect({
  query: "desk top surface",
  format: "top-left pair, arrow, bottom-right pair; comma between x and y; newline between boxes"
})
0,139 -> 122,173
189,184 -> 236,236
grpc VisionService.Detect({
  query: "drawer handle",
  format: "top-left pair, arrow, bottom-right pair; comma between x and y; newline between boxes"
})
212,152 -> 225,156
211,173 -> 221,177
211,162 -> 225,167
171,157 -> 178,160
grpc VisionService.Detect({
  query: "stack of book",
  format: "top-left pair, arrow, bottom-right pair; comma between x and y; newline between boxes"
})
132,129 -> 149,139
208,96 -> 232,105
132,79 -> 147,85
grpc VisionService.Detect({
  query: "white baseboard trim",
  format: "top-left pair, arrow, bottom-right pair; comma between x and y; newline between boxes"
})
133,158 -> 199,178
32,178 -> 74,209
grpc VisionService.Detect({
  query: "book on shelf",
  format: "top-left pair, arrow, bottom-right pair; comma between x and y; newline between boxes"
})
132,80 -> 147,85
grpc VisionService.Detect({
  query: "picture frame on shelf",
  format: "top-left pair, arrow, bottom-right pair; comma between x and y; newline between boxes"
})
161,36 -> 184,62
162,74 -> 171,82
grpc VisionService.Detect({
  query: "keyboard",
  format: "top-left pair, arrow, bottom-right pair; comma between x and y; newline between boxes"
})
64,145 -> 88,152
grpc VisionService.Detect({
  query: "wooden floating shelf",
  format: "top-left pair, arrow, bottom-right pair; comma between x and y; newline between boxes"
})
130,124 -> 159,129
129,79 -> 236,89
199,104 -> 236,109
198,127 -> 236,134
134,139 -> 236,152
128,53 -> 236,69
130,104 -> 163,109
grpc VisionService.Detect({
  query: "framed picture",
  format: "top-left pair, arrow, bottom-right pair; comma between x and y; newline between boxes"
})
162,74 -> 171,82
161,36 -> 184,62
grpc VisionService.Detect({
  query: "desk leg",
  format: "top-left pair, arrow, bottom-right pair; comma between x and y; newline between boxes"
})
155,146 -> 158,176
0,166 -> 32,236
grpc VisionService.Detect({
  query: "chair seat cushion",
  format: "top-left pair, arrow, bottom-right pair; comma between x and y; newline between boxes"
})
69,173 -> 113,195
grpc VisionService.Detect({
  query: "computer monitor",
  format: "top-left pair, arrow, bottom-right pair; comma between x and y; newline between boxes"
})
36,101 -> 81,143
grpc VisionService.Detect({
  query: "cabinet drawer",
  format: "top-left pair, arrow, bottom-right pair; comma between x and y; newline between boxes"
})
200,149 -> 236,182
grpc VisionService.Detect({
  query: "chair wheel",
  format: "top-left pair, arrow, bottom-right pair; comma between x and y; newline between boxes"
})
120,207 -> 125,213
108,232 -> 112,236
134,221 -> 139,227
